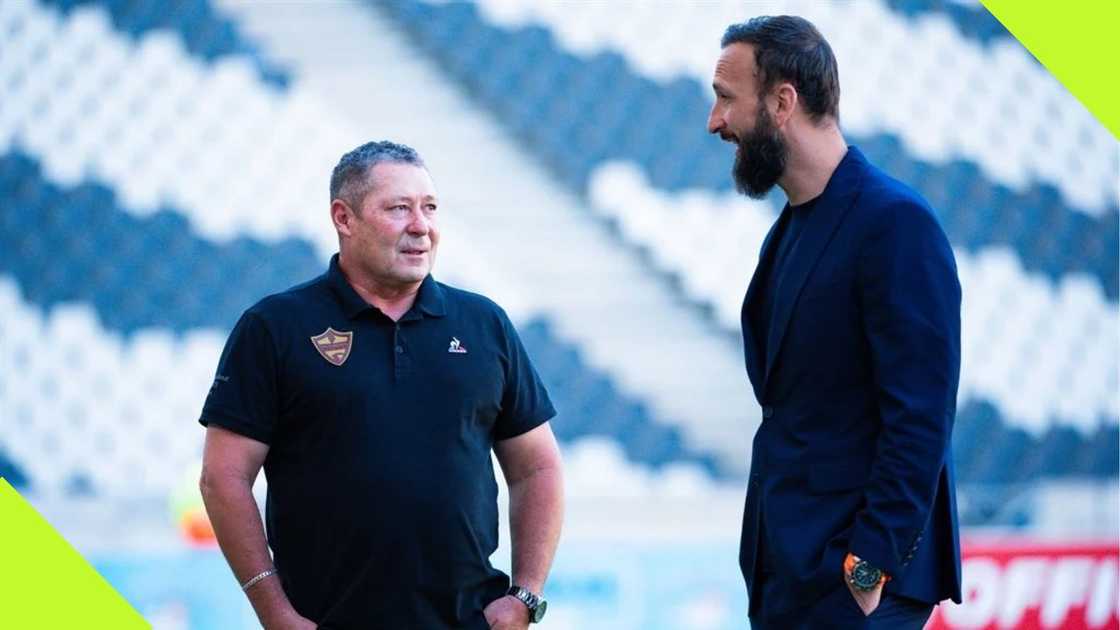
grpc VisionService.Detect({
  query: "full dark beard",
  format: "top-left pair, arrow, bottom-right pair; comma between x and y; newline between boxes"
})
732,109 -> 787,199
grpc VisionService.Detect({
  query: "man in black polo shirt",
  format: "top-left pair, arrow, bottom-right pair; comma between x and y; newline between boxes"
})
198,141 -> 563,629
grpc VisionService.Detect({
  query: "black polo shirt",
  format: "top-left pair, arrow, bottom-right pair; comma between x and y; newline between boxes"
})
200,254 -> 556,629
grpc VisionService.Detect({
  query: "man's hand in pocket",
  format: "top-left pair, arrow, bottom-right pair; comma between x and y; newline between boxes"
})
843,553 -> 886,617
845,577 -> 883,616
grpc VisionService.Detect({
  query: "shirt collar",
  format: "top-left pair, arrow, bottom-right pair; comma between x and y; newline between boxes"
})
411,274 -> 447,319
326,254 -> 446,320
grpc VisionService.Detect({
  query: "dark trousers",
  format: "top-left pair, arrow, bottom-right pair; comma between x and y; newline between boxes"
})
749,572 -> 934,630
750,509 -> 933,629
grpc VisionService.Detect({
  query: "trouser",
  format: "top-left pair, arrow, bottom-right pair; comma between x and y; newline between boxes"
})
749,509 -> 933,629
748,571 -> 934,629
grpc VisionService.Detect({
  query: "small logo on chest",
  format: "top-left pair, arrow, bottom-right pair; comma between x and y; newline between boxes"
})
448,337 -> 468,354
310,327 -> 354,366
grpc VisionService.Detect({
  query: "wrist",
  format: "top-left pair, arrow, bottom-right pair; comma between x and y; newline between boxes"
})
259,606 -> 301,629
511,575 -> 544,594
507,584 -> 548,623
241,568 -> 278,591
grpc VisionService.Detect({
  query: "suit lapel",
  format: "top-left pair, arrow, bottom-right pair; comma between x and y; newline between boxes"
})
763,147 -> 868,391
742,216 -> 785,397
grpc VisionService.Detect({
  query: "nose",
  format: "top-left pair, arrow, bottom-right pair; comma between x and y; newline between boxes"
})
707,103 -> 724,135
406,207 -> 430,235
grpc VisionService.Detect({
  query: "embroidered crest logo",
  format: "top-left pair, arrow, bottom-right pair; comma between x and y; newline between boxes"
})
448,337 -> 468,354
310,327 -> 354,366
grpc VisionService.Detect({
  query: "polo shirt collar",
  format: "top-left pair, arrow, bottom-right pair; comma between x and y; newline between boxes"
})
326,254 -> 446,319
413,274 -> 447,318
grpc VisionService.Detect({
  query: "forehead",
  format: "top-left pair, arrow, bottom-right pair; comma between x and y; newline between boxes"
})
713,42 -> 758,89
365,161 -> 437,200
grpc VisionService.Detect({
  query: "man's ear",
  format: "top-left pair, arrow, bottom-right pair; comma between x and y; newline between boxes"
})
331,199 -> 355,237
771,82 -> 799,128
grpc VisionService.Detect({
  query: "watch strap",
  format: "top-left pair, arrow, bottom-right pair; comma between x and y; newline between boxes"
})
844,553 -> 890,591
507,585 -> 546,623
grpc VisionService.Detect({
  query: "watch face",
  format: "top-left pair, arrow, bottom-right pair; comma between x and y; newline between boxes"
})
531,600 -> 547,623
851,561 -> 882,591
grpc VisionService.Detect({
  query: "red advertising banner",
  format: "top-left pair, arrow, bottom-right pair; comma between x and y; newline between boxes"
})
928,541 -> 1119,630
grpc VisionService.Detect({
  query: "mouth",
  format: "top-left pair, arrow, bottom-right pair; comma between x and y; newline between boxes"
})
400,247 -> 428,257
720,132 -> 738,144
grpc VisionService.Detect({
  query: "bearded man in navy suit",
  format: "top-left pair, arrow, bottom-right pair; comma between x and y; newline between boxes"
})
707,16 -> 963,629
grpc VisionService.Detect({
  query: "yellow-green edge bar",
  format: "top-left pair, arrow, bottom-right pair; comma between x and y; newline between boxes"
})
0,477 -> 149,628
981,0 -> 1120,140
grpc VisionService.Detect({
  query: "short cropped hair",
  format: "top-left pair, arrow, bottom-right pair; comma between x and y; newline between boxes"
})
721,16 -> 840,122
330,140 -> 426,208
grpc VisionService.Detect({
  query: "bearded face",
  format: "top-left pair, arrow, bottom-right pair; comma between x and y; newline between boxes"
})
732,105 -> 788,199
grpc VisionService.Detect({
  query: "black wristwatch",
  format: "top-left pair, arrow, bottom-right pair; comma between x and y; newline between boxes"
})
507,585 -> 548,623
847,557 -> 885,592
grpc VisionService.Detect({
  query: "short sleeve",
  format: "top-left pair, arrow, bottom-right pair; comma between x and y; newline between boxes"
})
493,312 -> 556,441
199,311 -> 279,444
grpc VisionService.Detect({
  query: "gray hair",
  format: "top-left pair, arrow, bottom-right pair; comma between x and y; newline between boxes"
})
329,140 -> 426,208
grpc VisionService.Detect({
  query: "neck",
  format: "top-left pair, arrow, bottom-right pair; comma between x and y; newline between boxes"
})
778,122 -> 847,206
338,252 -> 421,321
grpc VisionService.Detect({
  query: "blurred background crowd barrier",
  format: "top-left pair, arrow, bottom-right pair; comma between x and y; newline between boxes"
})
0,0 -> 1116,628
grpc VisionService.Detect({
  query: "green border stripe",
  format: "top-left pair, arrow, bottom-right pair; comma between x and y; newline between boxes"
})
981,0 -> 1120,139
0,478 -> 149,628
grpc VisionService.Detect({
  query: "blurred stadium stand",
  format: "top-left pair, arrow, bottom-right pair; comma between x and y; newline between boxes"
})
42,0 -> 290,87
882,0 -> 1014,45
1,0 -> 1116,628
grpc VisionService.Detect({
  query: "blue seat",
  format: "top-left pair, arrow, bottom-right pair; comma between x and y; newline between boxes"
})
39,0 -> 291,89
0,449 -> 31,490
952,400 -> 999,482
1084,425 -> 1120,477
516,317 -> 724,478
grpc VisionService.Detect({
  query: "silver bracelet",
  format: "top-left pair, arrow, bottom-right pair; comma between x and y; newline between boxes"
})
241,568 -> 277,591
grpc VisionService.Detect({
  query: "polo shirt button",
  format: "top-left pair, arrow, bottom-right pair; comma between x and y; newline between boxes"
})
763,406 -> 774,419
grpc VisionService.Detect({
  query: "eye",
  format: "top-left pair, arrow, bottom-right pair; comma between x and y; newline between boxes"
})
425,203 -> 438,212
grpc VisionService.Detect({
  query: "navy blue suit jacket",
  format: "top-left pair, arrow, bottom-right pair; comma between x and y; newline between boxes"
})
740,147 -> 963,616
